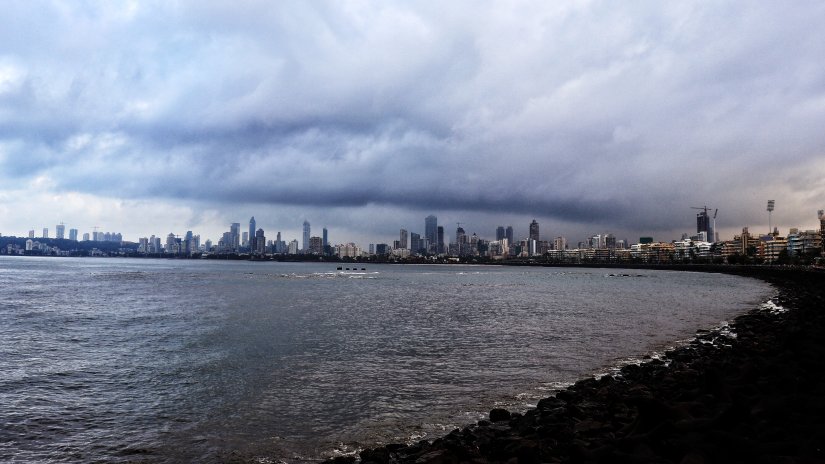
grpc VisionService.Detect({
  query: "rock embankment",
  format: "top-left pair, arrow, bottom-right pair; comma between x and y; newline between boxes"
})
326,268 -> 825,464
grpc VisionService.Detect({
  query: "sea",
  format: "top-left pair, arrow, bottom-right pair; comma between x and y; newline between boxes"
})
0,257 -> 773,463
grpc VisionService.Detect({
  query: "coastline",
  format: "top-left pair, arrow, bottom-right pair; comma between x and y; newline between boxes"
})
322,266 -> 825,464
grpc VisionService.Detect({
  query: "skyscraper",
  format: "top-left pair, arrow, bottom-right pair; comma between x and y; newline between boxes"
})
249,217 -> 256,248
505,226 -> 514,244
425,215 -> 437,253
400,229 -> 408,249
529,220 -> 540,242
303,220 -> 311,252
410,232 -> 421,254
496,226 -> 505,241
695,210 -> 714,242
255,228 -> 266,255
68,228 -> 78,241
322,227 -> 328,248
437,226 -> 444,254
55,223 -> 65,239
230,223 -> 240,250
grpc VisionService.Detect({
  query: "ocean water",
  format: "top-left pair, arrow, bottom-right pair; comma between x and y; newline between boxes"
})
0,257 -> 772,462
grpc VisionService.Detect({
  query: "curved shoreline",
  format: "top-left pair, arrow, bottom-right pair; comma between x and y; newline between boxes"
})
323,266 -> 825,464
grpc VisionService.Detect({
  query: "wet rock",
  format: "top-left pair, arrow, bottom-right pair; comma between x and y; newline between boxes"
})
489,408 -> 511,422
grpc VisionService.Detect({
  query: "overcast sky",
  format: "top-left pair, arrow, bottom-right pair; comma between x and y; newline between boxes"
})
1,1 -> 824,246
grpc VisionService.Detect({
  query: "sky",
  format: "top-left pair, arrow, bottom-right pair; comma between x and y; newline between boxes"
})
1,1 -> 825,246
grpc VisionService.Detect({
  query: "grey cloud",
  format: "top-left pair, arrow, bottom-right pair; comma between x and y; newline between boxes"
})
2,2 -> 825,241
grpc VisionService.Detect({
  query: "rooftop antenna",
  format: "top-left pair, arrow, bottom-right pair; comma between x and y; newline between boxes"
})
767,200 -> 775,235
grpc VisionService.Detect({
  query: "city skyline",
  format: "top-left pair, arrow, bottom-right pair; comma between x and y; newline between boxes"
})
4,205 -> 824,253
1,3 -> 824,244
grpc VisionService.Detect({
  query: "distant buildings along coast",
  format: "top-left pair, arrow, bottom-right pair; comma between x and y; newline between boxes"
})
3,207 -> 825,265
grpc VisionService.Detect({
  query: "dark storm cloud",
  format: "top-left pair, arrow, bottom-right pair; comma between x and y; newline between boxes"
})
2,1 -> 825,239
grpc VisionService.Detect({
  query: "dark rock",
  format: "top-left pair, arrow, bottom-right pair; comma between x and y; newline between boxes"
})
490,408 -> 511,422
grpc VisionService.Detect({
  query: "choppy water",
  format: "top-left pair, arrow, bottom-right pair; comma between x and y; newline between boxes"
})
0,257 -> 772,462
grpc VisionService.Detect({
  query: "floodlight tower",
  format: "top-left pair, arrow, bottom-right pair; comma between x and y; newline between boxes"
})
767,200 -> 775,235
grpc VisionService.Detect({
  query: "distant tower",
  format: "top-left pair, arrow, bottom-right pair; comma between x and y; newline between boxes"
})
249,217 -> 256,247
437,226 -> 444,254
505,226 -> 514,244
42,228 -> 48,239
456,225 -> 466,255
322,227 -> 328,248
529,219 -> 540,242
425,215 -> 437,253
399,229 -> 408,249
255,228 -> 266,255
302,220 -> 311,252
55,223 -> 65,240
496,226 -> 505,241
68,228 -> 78,241
819,210 -> 824,254
767,200 -> 775,235
230,223 -> 241,250
696,210 -> 710,238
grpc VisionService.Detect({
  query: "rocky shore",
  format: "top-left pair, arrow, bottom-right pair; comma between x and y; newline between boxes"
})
325,267 -> 825,464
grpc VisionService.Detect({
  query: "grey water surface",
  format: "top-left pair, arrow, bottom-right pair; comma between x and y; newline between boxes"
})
0,257 -> 772,462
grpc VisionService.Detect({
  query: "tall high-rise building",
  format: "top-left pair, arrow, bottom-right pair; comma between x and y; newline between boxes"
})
410,232 -> 421,254
307,237 -> 322,254
184,231 -> 194,254
42,228 -> 48,239
56,223 -> 65,239
505,226 -> 514,244
323,227 -> 328,248
496,226 -> 505,241
28,230 -> 35,238
68,228 -> 78,241
605,233 -> 617,249
425,215 -> 437,253
554,236 -> 567,251
249,217 -> 256,247
242,232 -> 249,247
399,229 -> 408,249
529,220 -> 540,242
696,210 -> 714,242
255,228 -> 266,255
302,220 -> 311,252
230,223 -> 241,250
437,226 -> 444,254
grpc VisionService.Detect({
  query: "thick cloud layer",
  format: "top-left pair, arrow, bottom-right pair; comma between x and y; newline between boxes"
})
2,2 -> 824,243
